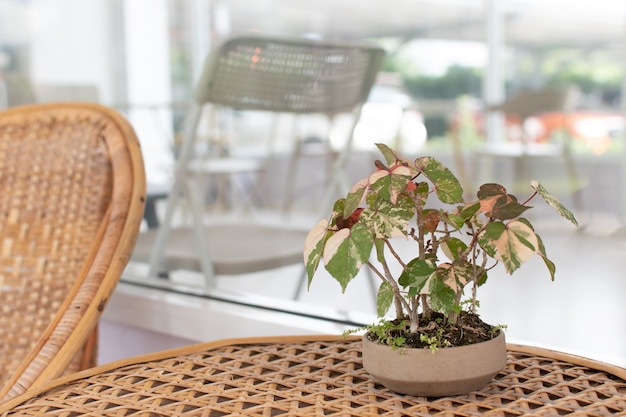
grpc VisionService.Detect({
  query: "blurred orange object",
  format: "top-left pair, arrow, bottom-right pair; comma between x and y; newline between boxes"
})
533,111 -> 623,154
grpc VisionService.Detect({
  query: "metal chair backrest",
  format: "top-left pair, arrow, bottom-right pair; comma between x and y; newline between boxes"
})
193,34 -> 386,114
0,102 -> 146,402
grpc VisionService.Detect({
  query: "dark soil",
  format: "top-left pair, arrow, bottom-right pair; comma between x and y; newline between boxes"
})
366,311 -> 500,349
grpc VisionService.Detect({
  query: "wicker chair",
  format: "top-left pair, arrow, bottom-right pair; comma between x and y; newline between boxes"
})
0,102 -> 146,401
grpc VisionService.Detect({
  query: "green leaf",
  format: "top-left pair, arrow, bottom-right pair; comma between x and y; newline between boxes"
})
323,223 -> 373,291
484,221 -> 505,240
415,156 -> 464,204
343,178 -> 368,218
477,222 -> 503,257
428,274 -> 457,315
459,201 -> 480,221
531,181 -> 578,227
475,267 -> 489,286
407,286 -> 420,299
535,230 -> 556,281
329,198 -> 346,228
441,237 -> 468,261
376,281 -> 394,317
444,212 -> 465,230
303,219 -> 330,287
375,143 -> 398,166
413,181 -> 430,203
398,258 -> 435,290
374,238 -> 386,264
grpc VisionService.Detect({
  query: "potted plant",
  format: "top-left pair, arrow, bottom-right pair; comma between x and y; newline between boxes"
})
304,143 -> 578,396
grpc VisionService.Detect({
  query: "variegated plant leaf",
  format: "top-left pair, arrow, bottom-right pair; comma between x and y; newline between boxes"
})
323,223 -> 373,291
486,219 -> 539,274
375,143 -> 399,166
376,281 -> 394,317
304,219 -> 330,285
329,198 -> 346,228
531,180 -> 578,226
369,165 -> 413,204
522,218 -> 557,281
375,143 -> 416,174
343,177 -> 369,219
428,272 -> 457,315
398,258 -> 436,290
436,262 -> 475,295
414,156 -> 464,204
359,195 -> 414,238
441,236 -> 468,261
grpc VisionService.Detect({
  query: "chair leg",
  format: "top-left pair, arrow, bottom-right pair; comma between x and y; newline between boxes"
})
283,140 -> 302,215
563,150 -> 584,216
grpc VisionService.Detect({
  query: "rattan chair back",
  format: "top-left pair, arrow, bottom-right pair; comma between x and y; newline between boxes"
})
0,102 -> 146,401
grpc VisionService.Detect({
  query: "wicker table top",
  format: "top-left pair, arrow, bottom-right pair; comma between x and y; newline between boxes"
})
0,335 -> 625,416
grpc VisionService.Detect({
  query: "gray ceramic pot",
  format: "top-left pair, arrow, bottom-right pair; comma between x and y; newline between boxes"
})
361,331 -> 506,396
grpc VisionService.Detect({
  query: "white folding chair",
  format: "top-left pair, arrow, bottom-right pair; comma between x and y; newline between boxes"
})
131,34 -> 385,294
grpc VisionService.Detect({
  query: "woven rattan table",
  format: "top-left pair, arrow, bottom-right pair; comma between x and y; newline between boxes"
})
0,335 -> 624,416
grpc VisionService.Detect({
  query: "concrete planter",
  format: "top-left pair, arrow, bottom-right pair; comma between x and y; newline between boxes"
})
362,331 -> 506,396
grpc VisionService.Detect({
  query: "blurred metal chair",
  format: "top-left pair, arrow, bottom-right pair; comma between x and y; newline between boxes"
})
0,102 -> 146,401
131,34 -> 385,294
0,72 -> 36,109
474,86 -> 582,211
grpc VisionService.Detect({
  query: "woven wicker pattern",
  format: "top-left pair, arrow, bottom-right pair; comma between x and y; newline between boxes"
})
0,103 -> 145,401
1,336 -> 624,416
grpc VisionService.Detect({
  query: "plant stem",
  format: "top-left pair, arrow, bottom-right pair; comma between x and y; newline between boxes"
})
366,259 -> 410,319
469,223 -> 480,314
384,239 -> 407,269
421,293 -> 431,320
409,296 -> 420,332
522,191 -> 538,206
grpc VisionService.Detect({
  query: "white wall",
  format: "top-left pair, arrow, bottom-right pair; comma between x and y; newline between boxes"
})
123,0 -> 174,185
26,0 -> 175,185
29,0 -> 112,101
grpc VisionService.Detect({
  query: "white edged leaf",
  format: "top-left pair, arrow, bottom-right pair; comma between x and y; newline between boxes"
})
490,219 -> 539,274
531,181 -> 578,226
376,281 -> 394,317
323,223 -> 373,291
303,219 -> 330,286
